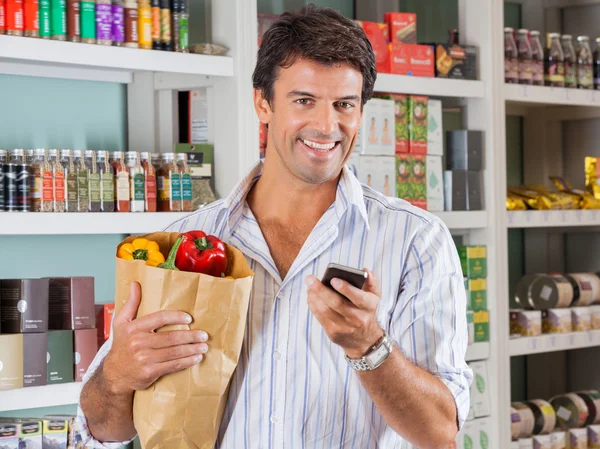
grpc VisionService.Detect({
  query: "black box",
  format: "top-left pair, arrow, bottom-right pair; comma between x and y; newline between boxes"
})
23,333 -> 48,388
444,170 -> 468,211
0,279 -> 49,333
467,171 -> 483,211
432,43 -> 478,80
447,130 -> 484,171
47,277 -> 95,330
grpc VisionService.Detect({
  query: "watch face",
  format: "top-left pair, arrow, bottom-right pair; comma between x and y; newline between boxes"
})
368,344 -> 390,367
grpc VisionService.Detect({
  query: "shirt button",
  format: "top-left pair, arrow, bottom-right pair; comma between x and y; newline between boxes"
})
273,351 -> 282,360
270,415 -> 279,424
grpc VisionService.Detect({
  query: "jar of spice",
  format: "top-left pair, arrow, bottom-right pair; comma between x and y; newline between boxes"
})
176,153 -> 193,212
62,149 -> 78,212
157,152 -> 181,212
151,152 -> 161,171
124,0 -> 138,48
74,150 -> 89,212
25,149 -> 34,163
112,151 -> 130,212
140,152 -> 157,212
126,151 -> 145,212
86,151 -> 101,212
49,149 -> 65,212
41,150 -> 55,212
0,150 -> 6,212
30,149 -> 45,212
97,151 -> 115,212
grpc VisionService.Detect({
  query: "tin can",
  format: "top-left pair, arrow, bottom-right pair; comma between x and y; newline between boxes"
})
3,163 -> 18,211
150,0 -> 159,48
5,0 -> 24,35
67,0 -> 80,41
566,273 -> 600,306
511,407 -> 523,441
95,0 -> 111,44
23,0 -> 38,36
0,0 -> 5,34
50,0 -> 66,39
516,273 -> 574,310
551,393 -> 589,430
38,0 -> 50,37
111,0 -> 123,45
17,164 -> 30,211
80,0 -> 95,43
137,0 -> 150,49
513,402 -> 536,438
123,0 -> 137,47
526,399 -> 557,435
577,390 -> 600,426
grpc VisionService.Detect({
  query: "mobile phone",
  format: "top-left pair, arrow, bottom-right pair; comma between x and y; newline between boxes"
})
321,263 -> 368,291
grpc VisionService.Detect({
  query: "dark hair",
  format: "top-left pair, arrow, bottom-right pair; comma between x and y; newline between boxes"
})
252,4 -> 377,108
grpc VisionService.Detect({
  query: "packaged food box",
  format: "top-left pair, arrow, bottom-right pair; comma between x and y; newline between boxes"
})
384,12 -> 416,44
474,310 -> 490,342
379,99 -> 395,156
510,310 -> 542,337
520,438 -> 534,449
47,277 -> 96,330
23,333 -> 47,388
478,418 -> 492,449
96,303 -> 115,348
460,420 -> 479,449
47,330 -> 74,384
572,307 -> 592,332
467,171 -> 483,211
3,419 -> 42,449
467,310 -> 475,345
393,94 -> 409,153
408,96 -> 429,154
73,328 -> 98,382
358,156 -> 378,190
568,427 -> 588,449
360,99 -> 382,155
444,170 -> 468,211
0,278 -> 49,333
396,154 -> 427,210
552,431 -> 567,449
377,156 -> 396,197
42,418 -> 70,449
355,21 -> 390,73
433,43 -> 478,79
588,425 -> 600,449
469,361 -> 491,418
427,99 -> 444,156
396,153 -> 412,199
466,278 -> 487,312
457,245 -> 487,279
591,305 -> 600,330
426,155 -> 444,212
447,130 -> 484,171
0,422 -> 19,449
388,43 -> 434,77
542,309 -> 573,334
534,434 -> 552,449
0,334 -> 23,390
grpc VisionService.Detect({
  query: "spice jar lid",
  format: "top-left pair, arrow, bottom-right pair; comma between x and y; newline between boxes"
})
176,153 -> 187,161
125,151 -> 139,158
111,151 -> 124,159
578,35 -> 590,41
549,32 -> 561,38
162,152 -> 175,160
518,29 -> 529,34
504,27 -> 514,32
530,30 -> 540,36
73,150 -> 83,158
25,149 -> 34,156
562,34 -> 572,39
96,150 -> 107,158
60,149 -> 72,158
48,149 -> 58,157
34,149 -> 46,156
84,150 -> 95,158
10,149 -> 25,157
140,152 -> 151,160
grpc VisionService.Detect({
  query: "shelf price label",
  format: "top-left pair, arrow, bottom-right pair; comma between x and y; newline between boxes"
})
528,338 -> 538,351
569,334 -> 576,346
521,85 -> 529,98
550,336 -> 557,348
587,332 -> 594,344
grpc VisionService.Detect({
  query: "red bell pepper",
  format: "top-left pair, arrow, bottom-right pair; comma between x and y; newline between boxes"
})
171,231 -> 228,277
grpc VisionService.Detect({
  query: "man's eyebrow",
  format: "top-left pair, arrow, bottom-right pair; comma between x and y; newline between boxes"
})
287,90 -> 317,98
336,95 -> 360,102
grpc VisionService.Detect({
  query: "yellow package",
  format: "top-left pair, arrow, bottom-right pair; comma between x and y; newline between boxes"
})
551,176 -> 600,209
507,191 -> 527,210
525,184 -> 578,210
508,186 -> 554,210
585,157 -> 600,200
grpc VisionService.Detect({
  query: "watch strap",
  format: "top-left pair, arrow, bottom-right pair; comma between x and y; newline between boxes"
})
345,332 -> 393,371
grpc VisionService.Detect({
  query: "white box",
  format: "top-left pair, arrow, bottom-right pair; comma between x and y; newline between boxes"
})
460,420 -> 479,449
379,99 -> 395,156
360,99 -> 381,156
590,305 -> 600,330
358,156 -> 378,190
426,155 -> 444,211
534,434 -> 552,449
427,99 -> 444,156
552,431 -> 567,449
346,152 -> 361,179
377,156 -> 396,197
478,418 -> 492,449
568,428 -> 588,449
513,442 -> 523,449
469,361 -> 491,418
571,307 -> 592,332
521,438 -> 534,449
588,425 -> 600,449
189,88 -> 210,143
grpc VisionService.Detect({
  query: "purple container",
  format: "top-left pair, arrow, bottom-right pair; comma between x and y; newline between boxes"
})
96,2 -> 113,43
112,4 -> 125,44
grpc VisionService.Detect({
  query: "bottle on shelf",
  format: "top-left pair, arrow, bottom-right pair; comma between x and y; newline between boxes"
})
49,149 -> 65,212
40,150 -> 54,212
111,151 -> 130,212
6,149 -> 28,212
5,0 -> 25,36
85,150 -> 101,212
30,149 -> 45,212
123,0 -> 138,47
150,0 -> 160,49
80,0 -> 96,43
51,0 -> 67,40
39,0 -> 51,39
176,153 -> 192,212
137,0 -> 151,49
62,149 -> 78,212
0,150 -> 5,211
157,152 -> 181,212
159,0 -> 170,51
67,0 -> 81,42
75,150 -> 89,212
96,0 -> 112,45
561,34 -> 577,88
111,0 -> 124,46
449,28 -> 459,45
172,0 -> 187,53
545,32 -> 565,87
530,31 -> 545,86
97,150 -> 115,212
504,27 -> 519,84
594,37 -> 600,90
517,29 -> 533,85
126,151 -> 145,212
577,35 -> 594,90
140,152 -> 157,212
24,0 -> 39,37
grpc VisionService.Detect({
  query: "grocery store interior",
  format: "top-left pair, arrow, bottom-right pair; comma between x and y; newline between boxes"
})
4,0 -> 600,448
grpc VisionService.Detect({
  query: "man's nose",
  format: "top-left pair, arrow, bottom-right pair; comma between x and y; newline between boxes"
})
313,104 -> 338,137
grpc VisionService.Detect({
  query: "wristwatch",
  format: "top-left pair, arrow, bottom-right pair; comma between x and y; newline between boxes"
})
344,331 -> 393,371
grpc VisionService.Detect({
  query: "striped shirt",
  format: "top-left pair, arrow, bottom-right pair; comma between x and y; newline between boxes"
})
76,161 -> 472,449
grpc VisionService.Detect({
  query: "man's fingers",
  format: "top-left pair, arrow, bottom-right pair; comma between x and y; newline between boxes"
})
148,330 -> 209,348
114,282 -> 142,325
363,269 -> 381,297
156,353 -> 204,377
149,343 -> 208,363
330,278 -> 373,310
133,310 -> 193,333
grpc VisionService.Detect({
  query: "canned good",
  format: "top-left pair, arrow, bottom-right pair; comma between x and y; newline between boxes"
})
513,402 -> 536,438
5,0 -> 24,35
23,0 -> 38,37
511,407 -> 523,440
551,393 -> 589,430
526,399 -> 557,435
577,390 -> 600,425
516,274 -> 574,310
566,273 -> 600,307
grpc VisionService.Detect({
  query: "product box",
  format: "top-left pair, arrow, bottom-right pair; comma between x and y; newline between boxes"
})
568,427 -> 588,449
467,310 -> 475,345
47,330 -> 74,385
433,43 -> 478,80
513,442 -> 523,449
478,418 -> 492,449
521,438 -> 534,449
457,245 -> 487,279
427,99 -> 444,156
96,304 -> 114,348
0,422 -> 19,448
388,43 -> 435,77
355,21 -> 390,73
590,305 -> 600,330
384,12 -> 416,44
588,425 -> 600,449
360,99 -> 381,156
188,88 -> 210,144
47,277 -> 95,330
410,155 -> 427,209
4,419 -> 43,449
460,420 -> 479,449
0,334 -> 23,390
23,333 -> 47,388
469,361 -> 491,418
572,307 -> 592,332
0,279 -> 49,333
534,435 -> 552,449
74,328 -> 98,382
358,156 -> 378,190
347,152 -> 360,178
510,310 -> 543,337
379,99 -> 395,156
377,156 -> 397,197
542,309 -> 573,334
444,170 -> 468,211
42,418 -> 69,449
409,96 -> 429,154
396,153 -> 411,199
393,94 -> 409,153
467,170 -> 483,211
474,310 -> 490,343
447,130 -> 484,171
467,278 -> 487,311
426,155 -> 444,212
552,431 -> 567,449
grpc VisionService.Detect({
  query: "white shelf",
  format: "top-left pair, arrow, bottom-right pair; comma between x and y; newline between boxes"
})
0,382 -> 83,412
504,83 -> 600,108
375,74 -> 485,98
0,212 -> 191,235
509,330 -> 600,356
466,342 -> 490,361
433,211 -> 488,230
507,210 -> 600,228
0,35 -> 233,84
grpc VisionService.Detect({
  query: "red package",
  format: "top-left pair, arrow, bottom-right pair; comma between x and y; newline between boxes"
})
356,20 -> 390,74
23,0 -> 37,34
95,304 -> 115,348
5,0 -> 23,33
388,43 -> 434,77
384,12 -> 416,44
0,0 -> 6,33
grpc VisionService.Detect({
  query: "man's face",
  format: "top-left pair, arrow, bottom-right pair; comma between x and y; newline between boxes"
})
255,59 -> 363,185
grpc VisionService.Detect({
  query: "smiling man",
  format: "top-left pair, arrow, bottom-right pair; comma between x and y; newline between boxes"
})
77,5 -> 471,449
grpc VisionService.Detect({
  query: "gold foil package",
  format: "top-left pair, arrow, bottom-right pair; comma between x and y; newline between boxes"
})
585,157 -> 600,200
551,176 -> 600,209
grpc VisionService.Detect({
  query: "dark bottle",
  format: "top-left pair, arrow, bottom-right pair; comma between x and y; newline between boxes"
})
530,31 -> 544,86
594,37 -> 600,90
577,36 -> 593,89
517,29 -> 533,85
545,32 -> 565,87
561,34 -> 577,88
505,27 -> 518,84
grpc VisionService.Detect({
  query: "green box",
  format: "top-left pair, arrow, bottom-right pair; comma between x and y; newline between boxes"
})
408,95 -> 429,154
467,310 -> 474,345
396,153 -> 412,199
466,278 -> 487,311
457,245 -> 487,279
396,154 -> 427,210
474,310 -> 490,343
47,330 -> 74,385
393,94 -> 409,153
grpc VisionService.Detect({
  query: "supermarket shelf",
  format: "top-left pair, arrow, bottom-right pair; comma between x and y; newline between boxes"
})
0,382 -> 83,412
0,35 -> 233,84
507,210 -> 600,228
466,342 -> 490,361
375,74 -> 485,98
433,211 -> 488,230
0,212 -> 192,235
504,83 -> 600,107
509,330 -> 600,356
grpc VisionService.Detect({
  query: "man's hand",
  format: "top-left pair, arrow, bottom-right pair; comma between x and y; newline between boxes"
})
305,269 -> 383,358
103,282 -> 209,395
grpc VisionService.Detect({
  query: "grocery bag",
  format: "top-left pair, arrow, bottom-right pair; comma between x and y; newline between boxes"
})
114,232 -> 254,449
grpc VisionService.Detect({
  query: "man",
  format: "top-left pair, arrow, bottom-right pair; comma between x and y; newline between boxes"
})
78,5 -> 472,449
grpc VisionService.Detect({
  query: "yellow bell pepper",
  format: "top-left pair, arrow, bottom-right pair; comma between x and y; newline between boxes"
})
118,238 -> 166,267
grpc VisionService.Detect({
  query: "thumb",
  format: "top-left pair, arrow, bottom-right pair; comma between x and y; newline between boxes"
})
362,269 -> 381,297
115,282 -> 141,324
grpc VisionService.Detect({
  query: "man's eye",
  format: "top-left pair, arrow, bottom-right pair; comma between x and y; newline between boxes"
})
296,98 -> 312,105
337,102 -> 354,109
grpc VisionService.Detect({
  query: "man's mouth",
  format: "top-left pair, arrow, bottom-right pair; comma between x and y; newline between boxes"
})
299,138 -> 340,153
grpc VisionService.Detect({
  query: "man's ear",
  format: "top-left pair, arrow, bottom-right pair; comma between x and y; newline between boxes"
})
254,88 -> 272,125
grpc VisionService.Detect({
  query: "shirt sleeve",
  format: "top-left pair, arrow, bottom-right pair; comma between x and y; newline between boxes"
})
73,324 -> 138,448
389,217 -> 473,430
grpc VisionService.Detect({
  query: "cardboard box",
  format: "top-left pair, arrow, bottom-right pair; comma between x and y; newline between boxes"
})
74,328 -> 98,382
510,310 -> 542,337
384,12 -> 416,44
4,419 -> 42,449
568,428 -> 588,449
396,153 -> 412,200
0,422 -> 19,448
379,99 -> 395,156
534,435 -> 552,449
42,419 -> 69,449
377,156 -> 396,197
427,99 -> 444,156
542,309 -> 573,334
426,155 -> 444,211
588,425 -> 600,449
590,305 -> 600,330
409,96 -> 429,154
0,279 -> 49,333
0,334 -> 23,390
388,43 -> 434,77
358,156 -> 378,190
457,245 -> 487,279
460,420 -> 479,449
447,130 -> 484,171
47,330 -> 74,384
360,99 -> 381,156
469,361 -> 491,418
478,418 -> 492,449
444,170 -> 468,211
188,88 -> 210,144
474,310 -> 490,343
47,277 -> 95,330
467,310 -> 475,345
552,431 -> 567,449
356,21 -> 390,73
572,307 -> 592,332
513,442 -> 523,449
410,155 -> 427,209
393,94 -> 409,153
467,171 -> 483,211
23,333 -> 47,388
521,439 -> 534,449
467,278 -> 487,312
433,43 -> 478,80
96,304 -> 114,348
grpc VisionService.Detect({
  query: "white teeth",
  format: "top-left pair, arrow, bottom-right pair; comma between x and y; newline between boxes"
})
302,139 -> 336,151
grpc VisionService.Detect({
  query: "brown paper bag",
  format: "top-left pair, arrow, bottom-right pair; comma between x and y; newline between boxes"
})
114,232 -> 254,449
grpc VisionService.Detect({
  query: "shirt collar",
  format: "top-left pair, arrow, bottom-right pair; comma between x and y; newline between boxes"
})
224,160 -> 370,233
